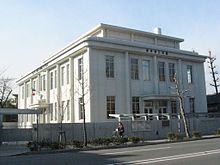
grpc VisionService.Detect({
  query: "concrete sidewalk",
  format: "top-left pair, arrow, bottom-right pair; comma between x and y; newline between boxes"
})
0,143 -> 30,157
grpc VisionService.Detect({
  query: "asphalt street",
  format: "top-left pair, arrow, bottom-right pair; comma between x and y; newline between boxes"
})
1,138 -> 220,165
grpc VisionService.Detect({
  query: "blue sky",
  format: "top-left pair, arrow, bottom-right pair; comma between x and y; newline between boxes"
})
0,0 -> 220,94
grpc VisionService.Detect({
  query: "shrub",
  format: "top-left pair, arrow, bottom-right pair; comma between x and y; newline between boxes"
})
27,141 -> 38,151
90,137 -> 114,146
38,139 -> 51,148
216,128 -> 220,135
113,137 -> 128,144
174,133 -> 184,141
167,133 -> 176,141
89,137 -> 128,146
167,132 -> 184,141
129,136 -> 144,144
70,140 -> 83,148
101,137 -> 113,145
90,138 -> 105,146
50,142 -> 62,150
192,131 -> 202,139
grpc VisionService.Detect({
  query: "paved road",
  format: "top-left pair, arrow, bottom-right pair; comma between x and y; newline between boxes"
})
1,138 -> 220,165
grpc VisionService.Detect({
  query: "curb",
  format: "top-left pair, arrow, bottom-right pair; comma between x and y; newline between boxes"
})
10,135 -> 220,156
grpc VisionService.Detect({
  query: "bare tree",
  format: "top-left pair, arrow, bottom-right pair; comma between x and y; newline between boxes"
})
75,57 -> 92,147
173,74 -> 190,138
0,71 -> 14,108
53,88 -> 70,143
208,50 -> 220,94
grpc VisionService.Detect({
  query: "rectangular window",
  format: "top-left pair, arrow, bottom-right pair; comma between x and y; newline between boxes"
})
78,58 -> 83,80
159,101 -> 167,113
26,83 -> 30,97
66,64 -> 69,84
31,81 -> 36,103
54,70 -> 57,88
50,103 -> 53,121
132,97 -> 140,114
187,65 -> 193,83
106,96 -> 115,119
39,76 -> 42,91
22,86 -> 24,99
79,98 -> 83,119
32,81 -> 36,91
142,60 -> 150,81
61,67 -> 65,86
144,101 -> 153,114
50,72 -> 54,89
41,75 -> 46,91
106,56 -> 114,78
61,101 -> 65,120
189,98 -> 195,113
54,102 -> 57,121
67,100 -> 70,120
169,63 -> 175,82
171,101 -> 177,113
158,62 -> 165,81
131,58 -> 139,80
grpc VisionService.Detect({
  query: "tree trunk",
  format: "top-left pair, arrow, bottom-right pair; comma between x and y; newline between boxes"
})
82,103 -> 87,147
179,97 -> 190,138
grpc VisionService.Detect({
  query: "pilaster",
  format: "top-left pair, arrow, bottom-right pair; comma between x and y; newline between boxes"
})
125,51 -> 131,113
153,55 -> 159,94
69,57 -> 75,122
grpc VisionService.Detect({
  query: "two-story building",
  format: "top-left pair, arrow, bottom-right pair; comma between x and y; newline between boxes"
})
16,23 -> 207,128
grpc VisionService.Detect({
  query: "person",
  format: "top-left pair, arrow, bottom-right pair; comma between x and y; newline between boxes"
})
114,122 -> 124,137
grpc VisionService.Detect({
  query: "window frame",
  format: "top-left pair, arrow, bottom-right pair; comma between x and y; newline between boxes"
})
54,70 -> 57,88
105,56 -> 115,78
187,65 -> 193,84
131,58 -> 139,80
189,98 -> 195,113
171,101 -> 177,114
78,58 -> 83,80
66,64 -> 70,84
169,63 -> 175,82
50,103 -> 53,121
61,101 -> 65,119
26,83 -> 30,98
79,98 -> 83,119
61,66 -> 65,86
67,100 -> 70,120
132,97 -> 140,114
21,86 -> 24,99
105,55 -> 115,78
158,62 -> 165,81
106,96 -> 116,119
142,60 -> 150,81
54,102 -> 57,121
50,71 -> 54,90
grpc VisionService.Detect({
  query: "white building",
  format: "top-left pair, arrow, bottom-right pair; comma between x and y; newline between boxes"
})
17,24 -> 207,128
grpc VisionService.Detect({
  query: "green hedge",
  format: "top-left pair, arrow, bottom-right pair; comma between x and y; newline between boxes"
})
167,132 -> 184,141
27,136 -> 144,151
192,131 -> 202,139
128,136 -> 144,144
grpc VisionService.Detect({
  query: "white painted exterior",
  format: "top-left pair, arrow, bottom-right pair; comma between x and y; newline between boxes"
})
16,24 -> 207,127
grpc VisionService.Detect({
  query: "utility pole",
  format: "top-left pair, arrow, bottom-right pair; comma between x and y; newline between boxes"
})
208,51 -> 220,94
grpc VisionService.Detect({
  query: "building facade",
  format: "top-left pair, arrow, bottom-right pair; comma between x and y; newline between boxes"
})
17,24 -> 207,128
207,93 -> 220,113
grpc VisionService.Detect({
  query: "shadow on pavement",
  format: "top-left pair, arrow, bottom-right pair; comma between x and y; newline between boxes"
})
0,150 -> 133,165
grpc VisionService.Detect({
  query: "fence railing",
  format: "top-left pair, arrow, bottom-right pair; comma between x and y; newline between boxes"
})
110,112 -> 220,121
